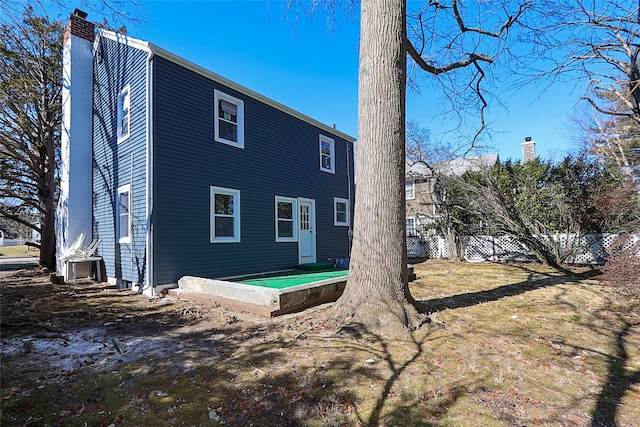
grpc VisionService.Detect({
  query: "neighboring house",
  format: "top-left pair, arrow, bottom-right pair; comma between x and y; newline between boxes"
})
405,153 -> 499,235
56,10 -> 355,296
405,161 -> 436,237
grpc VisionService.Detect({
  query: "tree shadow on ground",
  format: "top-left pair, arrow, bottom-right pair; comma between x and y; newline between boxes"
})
418,264 -> 599,315
330,322 -> 464,426
2,263 -> 635,426
415,263 -> 637,426
590,317 -> 640,427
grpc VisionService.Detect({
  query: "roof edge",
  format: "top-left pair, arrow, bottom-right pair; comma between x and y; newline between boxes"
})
96,29 -> 356,143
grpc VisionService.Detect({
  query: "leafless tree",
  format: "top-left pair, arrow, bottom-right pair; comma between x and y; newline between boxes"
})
469,169 -> 572,268
571,94 -> 640,178
329,0 -> 542,334
405,0 -> 550,144
539,1 -> 640,176
329,0 -> 423,335
559,1 -> 640,125
1,0 -> 146,29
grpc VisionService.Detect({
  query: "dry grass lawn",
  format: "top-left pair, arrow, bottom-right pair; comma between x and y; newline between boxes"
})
0,245 -> 39,258
1,260 -> 639,426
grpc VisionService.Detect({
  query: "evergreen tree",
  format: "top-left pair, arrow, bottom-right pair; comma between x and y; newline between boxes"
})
0,7 -> 63,269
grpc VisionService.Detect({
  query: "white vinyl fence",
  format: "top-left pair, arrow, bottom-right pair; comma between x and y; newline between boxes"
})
407,233 -> 640,264
0,237 -> 26,247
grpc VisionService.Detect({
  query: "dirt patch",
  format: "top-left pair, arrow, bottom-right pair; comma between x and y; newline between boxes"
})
1,261 -> 639,426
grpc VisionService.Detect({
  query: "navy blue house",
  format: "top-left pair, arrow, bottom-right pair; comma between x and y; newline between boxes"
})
56,11 -> 355,296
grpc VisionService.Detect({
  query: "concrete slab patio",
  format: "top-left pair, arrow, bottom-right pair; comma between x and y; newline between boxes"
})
168,265 -> 416,317
169,272 -> 348,317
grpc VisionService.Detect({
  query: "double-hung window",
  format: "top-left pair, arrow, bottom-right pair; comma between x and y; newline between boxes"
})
117,184 -> 131,244
319,135 -> 335,173
405,180 -> 415,200
334,197 -> 349,226
406,217 -> 416,237
210,186 -> 241,243
117,85 -> 130,143
214,89 -> 244,148
275,196 -> 297,242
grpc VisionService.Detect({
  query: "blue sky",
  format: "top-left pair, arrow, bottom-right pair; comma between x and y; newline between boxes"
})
95,1 -> 585,162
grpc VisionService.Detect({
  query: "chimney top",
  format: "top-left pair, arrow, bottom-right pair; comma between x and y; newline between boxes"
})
521,137 -> 536,163
65,9 -> 94,43
72,9 -> 88,19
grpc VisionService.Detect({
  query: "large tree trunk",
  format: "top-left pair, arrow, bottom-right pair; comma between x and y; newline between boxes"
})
444,226 -> 464,261
40,200 -> 56,270
39,153 -> 57,271
329,0 -> 424,336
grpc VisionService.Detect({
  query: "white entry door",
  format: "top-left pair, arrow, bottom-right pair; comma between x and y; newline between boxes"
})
298,198 -> 316,264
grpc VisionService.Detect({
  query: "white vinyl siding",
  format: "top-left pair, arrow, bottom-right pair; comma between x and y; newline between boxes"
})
214,89 -> 244,148
210,186 -> 241,243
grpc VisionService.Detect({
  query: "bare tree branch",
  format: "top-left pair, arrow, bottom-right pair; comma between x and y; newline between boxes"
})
405,39 -> 493,75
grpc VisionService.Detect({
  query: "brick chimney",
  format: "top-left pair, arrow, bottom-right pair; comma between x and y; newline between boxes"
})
64,9 -> 95,43
521,136 -> 536,163
56,10 -> 96,278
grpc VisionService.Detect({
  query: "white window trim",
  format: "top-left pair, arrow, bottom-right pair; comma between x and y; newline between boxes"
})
334,197 -> 350,227
406,216 -> 416,237
405,180 -> 415,200
275,196 -> 298,242
319,134 -> 335,174
117,85 -> 131,144
214,89 -> 245,149
210,186 -> 241,243
117,184 -> 131,244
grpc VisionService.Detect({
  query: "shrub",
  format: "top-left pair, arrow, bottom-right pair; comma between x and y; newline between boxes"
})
600,234 -> 640,305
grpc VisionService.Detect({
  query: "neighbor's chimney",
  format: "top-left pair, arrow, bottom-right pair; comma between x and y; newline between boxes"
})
521,136 -> 536,163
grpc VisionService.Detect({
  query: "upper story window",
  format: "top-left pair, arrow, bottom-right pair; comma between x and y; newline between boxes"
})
319,135 -> 335,173
210,186 -> 241,243
214,89 -> 244,149
275,196 -> 297,242
117,85 -> 130,143
117,184 -> 131,244
334,197 -> 349,226
405,180 -> 415,200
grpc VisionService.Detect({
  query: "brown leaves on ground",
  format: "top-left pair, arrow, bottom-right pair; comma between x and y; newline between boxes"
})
1,260 -> 639,426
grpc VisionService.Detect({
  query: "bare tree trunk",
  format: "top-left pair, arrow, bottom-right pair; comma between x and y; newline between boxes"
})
40,198 -> 56,270
329,0 -> 424,336
444,227 -> 464,262
39,133 -> 57,271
